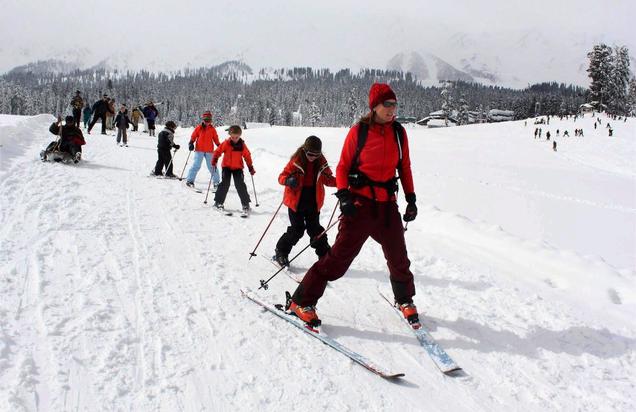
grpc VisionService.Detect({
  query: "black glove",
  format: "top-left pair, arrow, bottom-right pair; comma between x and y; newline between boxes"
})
188,142 -> 195,151
336,189 -> 356,217
173,144 -> 180,150
248,165 -> 255,175
403,193 -> 417,222
284,175 -> 298,188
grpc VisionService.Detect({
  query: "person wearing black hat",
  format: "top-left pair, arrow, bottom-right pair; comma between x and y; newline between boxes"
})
273,136 -> 336,267
88,94 -> 114,135
152,121 -> 180,177
42,115 -> 86,163
70,90 -> 84,128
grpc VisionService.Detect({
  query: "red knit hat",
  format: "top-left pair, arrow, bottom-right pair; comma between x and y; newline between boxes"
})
202,111 -> 212,120
368,83 -> 397,109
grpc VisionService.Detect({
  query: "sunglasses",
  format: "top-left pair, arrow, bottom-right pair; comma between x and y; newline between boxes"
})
382,101 -> 398,108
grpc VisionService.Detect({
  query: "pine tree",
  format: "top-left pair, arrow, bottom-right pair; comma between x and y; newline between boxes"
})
346,87 -> 358,125
609,46 -> 631,115
628,76 -> 636,116
309,101 -> 321,126
457,95 -> 469,125
586,44 -> 614,106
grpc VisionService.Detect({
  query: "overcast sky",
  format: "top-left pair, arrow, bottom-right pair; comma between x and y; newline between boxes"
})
1,0 -> 634,72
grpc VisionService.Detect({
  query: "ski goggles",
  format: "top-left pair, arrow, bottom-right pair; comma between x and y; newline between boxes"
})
304,150 -> 321,159
382,101 -> 398,108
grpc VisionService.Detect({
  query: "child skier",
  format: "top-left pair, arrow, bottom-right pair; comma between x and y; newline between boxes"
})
273,136 -> 336,267
151,121 -> 180,177
212,125 -> 255,216
114,105 -> 132,146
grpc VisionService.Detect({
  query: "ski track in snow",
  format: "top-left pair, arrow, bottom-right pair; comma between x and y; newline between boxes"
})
0,114 -> 635,411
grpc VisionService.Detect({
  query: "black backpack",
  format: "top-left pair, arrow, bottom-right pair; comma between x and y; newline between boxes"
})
348,121 -> 405,199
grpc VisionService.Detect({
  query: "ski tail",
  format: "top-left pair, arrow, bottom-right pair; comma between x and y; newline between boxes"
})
241,289 -> 404,379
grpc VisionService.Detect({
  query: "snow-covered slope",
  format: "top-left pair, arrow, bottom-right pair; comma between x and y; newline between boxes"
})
0,113 -> 634,411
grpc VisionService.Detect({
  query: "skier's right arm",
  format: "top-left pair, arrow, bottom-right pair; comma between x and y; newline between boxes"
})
49,123 -> 59,135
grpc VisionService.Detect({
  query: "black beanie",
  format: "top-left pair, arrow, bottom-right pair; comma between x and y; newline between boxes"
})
303,135 -> 322,153
65,115 -> 75,123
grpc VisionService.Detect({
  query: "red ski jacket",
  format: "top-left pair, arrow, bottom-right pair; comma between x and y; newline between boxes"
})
278,155 -> 336,212
212,138 -> 253,170
189,123 -> 220,152
336,121 -> 414,201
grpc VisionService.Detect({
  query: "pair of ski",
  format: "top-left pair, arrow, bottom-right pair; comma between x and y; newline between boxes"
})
214,206 -> 249,218
241,289 -> 461,379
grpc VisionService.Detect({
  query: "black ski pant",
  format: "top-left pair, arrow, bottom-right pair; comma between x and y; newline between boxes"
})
88,113 -> 107,134
154,148 -> 173,175
214,168 -> 251,206
72,108 -> 81,128
276,207 -> 330,258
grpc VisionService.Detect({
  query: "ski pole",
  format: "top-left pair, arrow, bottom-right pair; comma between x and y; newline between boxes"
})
248,199 -> 284,260
259,217 -> 341,290
178,150 -> 192,181
326,199 -> 340,228
164,148 -> 178,178
203,172 -> 214,204
250,174 -> 259,207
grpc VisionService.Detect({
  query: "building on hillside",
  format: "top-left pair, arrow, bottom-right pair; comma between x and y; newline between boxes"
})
243,122 -> 272,129
488,109 -> 515,122
579,103 -> 594,113
417,110 -> 458,127
395,116 -> 417,124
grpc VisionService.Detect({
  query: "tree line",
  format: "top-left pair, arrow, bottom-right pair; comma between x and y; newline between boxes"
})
0,50 -> 630,127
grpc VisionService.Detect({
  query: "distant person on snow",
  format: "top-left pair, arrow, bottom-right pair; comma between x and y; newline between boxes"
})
41,115 -> 86,163
143,101 -> 159,136
70,90 -> 84,128
131,106 -> 144,131
287,83 -> 419,328
546,131 -> 551,141
273,135 -> 336,268
552,141 -> 557,152
186,111 -> 221,190
88,94 -> 114,135
564,130 -> 570,137
212,125 -> 255,215
106,98 -> 116,131
114,105 -> 133,146
82,103 -> 92,129
151,121 -> 180,178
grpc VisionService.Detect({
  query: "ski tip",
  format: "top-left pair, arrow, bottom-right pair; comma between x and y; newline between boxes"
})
383,372 -> 406,380
442,367 -> 464,377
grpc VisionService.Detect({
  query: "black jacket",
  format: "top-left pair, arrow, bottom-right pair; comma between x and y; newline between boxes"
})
157,128 -> 177,149
91,99 -> 113,116
114,112 -> 132,129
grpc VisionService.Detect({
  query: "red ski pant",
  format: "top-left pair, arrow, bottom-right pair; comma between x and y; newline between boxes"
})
292,197 -> 415,307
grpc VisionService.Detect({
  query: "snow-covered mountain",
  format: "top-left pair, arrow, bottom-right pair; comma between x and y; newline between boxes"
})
387,51 -> 486,86
1,29 -> 633,88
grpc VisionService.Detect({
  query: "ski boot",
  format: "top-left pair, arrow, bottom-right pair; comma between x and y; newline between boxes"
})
398,302 -> 421,329
273,249 -> 289,268
285,292 -> 321,327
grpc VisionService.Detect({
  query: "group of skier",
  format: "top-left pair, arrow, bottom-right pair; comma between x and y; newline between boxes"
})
40,82 -> 422,328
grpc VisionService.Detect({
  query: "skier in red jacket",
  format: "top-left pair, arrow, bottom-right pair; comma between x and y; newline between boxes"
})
274,136 -> 336,267
288,83 -> 419,328
186,111 -> 221,190
211,125 -> 255,215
